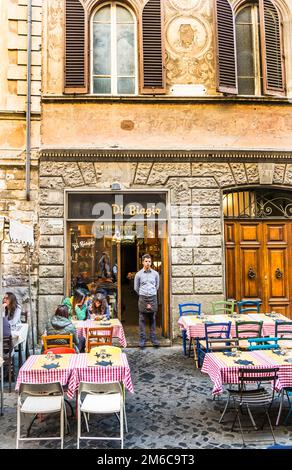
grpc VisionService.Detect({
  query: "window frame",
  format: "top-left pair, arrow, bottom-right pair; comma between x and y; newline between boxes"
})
90,1 -> 138,96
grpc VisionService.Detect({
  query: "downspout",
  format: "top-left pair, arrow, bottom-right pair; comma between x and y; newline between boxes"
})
25,0 -> 32,201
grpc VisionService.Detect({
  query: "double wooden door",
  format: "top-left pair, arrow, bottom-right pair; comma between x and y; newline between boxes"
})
225,220 -> 292,319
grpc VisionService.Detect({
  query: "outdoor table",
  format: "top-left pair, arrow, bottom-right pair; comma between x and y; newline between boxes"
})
201,349 -> 292,396
178,313 -> 289,341
66,351 -> 134,399
73,318 -> 127,348
15,353 -> 78,391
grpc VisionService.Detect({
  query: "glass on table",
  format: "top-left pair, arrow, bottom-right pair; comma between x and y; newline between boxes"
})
46,351 -> 55,362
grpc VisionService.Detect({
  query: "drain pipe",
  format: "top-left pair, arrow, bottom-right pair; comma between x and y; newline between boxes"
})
25,0 -> 32,201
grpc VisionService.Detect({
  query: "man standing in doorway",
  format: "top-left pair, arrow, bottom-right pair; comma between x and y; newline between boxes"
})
134,254 -> 160,349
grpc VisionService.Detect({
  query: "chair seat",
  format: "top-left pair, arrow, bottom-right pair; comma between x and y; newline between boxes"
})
198,339 -> 232,351
81,393 -> 121,414
21,396 -> 63,414
228,388 -> 272,406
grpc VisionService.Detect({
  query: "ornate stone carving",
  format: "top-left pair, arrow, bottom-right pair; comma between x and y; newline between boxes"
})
166,15 -> 211,59
169,0 -> 204,11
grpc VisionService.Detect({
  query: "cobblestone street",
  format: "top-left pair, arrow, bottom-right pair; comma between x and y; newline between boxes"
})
1,346 -> 292,449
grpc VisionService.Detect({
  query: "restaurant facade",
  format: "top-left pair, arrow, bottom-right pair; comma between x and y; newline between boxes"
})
2,0 -> 292,341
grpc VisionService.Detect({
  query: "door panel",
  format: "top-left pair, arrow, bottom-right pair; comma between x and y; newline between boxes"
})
225,220 -> 292,319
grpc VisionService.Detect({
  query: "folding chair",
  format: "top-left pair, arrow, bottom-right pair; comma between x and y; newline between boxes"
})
212,300 -> 235,315
42,334 -> 73,351
237,300 -> 261,315
86,327 -> 113,352
228,367 -> 279,446
16,382 -> 66,449
77,381 -> 125,449
197,322 -> 232,367
178,302 -> 201,356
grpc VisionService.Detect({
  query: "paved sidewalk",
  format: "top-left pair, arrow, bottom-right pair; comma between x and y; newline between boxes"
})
1,346 -> 292,449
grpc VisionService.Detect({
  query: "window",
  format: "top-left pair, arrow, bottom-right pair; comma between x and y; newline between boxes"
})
91,3 -> 137,95
215,0 -> 285,96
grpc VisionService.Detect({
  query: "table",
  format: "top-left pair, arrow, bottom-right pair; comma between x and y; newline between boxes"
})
67,352 -> 134,399
178,313 -> 289,341
73,318 -> 127,348
15,354 -> 78,391
201,349 -> 292,396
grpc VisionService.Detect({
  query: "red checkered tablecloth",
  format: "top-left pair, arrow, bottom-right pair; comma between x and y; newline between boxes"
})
178,314 -> 286,340
15,354 -> 78,391
74,319 -> 127,348
201,349 -> 292,396
66,353 -> 134,399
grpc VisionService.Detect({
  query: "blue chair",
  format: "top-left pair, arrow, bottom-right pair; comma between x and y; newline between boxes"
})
237,300 -> 261,314
248,337 -> 280,351
179,303 -> 201,356
197,322 -> 232,367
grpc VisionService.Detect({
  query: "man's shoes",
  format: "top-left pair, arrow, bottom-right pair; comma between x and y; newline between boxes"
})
140,344 -> 145,350
152,343 -> 160,348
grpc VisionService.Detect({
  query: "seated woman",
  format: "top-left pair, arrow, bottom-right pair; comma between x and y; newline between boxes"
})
46,305 -> 85,352
62,289 -> 87,320
3,292 -> 21,327
88,293 -> 110,320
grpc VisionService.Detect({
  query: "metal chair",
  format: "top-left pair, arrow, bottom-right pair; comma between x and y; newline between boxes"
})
86,327 -> 113,353
16,382 -> 66,449
3,336 -> 15,393
275,320 -> 292,349
247,337 -> 280,351
228,367 -> 279,446
237,300 -> 261,314
212,300 -> 235,315
178,302 -> 201,356
235,321 -> 263,350
77,381 -> 125,449
197,322 -> 232,367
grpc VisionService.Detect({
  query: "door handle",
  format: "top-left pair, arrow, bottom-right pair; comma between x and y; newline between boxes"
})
275,267 -> 283,279
248,266 -> 256,280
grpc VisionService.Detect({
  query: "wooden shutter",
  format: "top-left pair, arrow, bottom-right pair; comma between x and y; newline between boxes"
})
141,0 -> 165,94
64,0 -> 88,93
214,0 -> 238,94
259,0 -> 285,95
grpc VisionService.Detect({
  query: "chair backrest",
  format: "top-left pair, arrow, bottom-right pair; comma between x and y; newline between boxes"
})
238,367 -> 279,395
42,334 -> 73,351
19,381 -> 63,396
237,300 -> 261,314
179,303 -> 201,317
212,300 -> 235,315
247,337 -> 280,351
86,327 -> 113,352
43,347 -> 77,355
204,322 -> 231,350
78,381 -> 122,395
3,335 -> 13,355
235,321 -> 263,338
275,321 -> 292,339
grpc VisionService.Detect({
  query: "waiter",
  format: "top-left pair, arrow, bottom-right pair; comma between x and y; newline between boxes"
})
134,254 -> 160,349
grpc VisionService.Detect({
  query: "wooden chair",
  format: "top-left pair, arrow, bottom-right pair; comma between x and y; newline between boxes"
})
235,321 -> 263,350
86,327 -> 113,353
212,300 -> 235,315
3,336 -> 15,393
42,334 -> 73,351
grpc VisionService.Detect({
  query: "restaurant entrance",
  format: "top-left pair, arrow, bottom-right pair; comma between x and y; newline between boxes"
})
66,191 -> 169,340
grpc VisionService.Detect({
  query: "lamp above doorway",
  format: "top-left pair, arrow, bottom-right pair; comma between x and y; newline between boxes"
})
111,182 -> 121,190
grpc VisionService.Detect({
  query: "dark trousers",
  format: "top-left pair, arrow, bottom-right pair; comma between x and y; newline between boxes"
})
139,311 -> 158,346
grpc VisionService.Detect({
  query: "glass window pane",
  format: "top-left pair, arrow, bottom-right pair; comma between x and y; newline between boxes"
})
117,77 -> 135,94
93,5 -> 111,22
238,78 -> 255,95
117,24 -> 135,76
93,23 -> 111,75
236,6 -> 255,95
93,77 -> 111,94
116,6 -> 133,23
236,6 -> 251,23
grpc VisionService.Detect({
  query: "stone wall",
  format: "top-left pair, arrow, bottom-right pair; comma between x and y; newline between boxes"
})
39,159 -> 292,338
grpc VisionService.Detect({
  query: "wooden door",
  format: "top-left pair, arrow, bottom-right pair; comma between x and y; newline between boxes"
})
225,220 -> 292,319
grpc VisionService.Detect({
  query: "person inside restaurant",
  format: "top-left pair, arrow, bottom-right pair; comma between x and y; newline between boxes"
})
62,289 -> 87,320
3,292 -> 21,328
45,305 -> 85,352
88,293 -> 110,320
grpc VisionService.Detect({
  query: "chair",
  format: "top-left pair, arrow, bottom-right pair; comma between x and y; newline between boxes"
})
178,302 -> 201,356
235,321 -> 263,349
237,300 -> 261,315
77,381 -> 125,449
43,347 -> 76,355
227,367 -> 279,446
247,337 -> 280,351
42,334 -> 73,351
3,336 -> 15,393
86,327 -> 113,353
212,300 -> 235,315
275,321 -> 292,349
16,382 -> 66,449
197,322 -> 232,367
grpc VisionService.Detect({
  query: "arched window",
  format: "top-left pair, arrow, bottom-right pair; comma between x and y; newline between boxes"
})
91,2 -> 137,95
